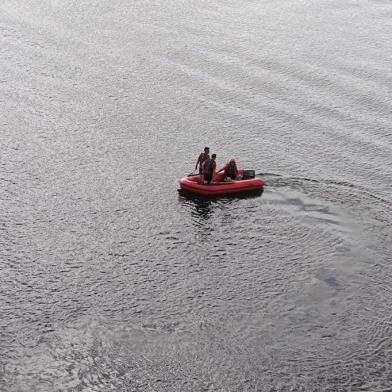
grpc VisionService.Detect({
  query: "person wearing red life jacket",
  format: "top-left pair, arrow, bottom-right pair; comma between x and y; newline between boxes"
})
218,158 -> 240,181
195,147 -> 210,175
202,154 -> 217,184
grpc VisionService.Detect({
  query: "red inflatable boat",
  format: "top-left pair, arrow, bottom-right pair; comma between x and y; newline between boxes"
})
179,170 -> 264,197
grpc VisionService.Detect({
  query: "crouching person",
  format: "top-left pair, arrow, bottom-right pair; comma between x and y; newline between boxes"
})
218,158 -> 241,181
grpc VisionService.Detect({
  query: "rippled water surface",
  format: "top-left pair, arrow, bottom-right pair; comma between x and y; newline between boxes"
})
1,0 -> 392,390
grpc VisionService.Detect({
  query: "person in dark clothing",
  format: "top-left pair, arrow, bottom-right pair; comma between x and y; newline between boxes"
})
195,147 -> 210,175
202,154 -> 217,184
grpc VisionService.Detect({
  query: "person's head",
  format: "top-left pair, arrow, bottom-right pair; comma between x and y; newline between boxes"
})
212,154 -> 216,160
204,147 -> 210,153
229,158 -> 236,165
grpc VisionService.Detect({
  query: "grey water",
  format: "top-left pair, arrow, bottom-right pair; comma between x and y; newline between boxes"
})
1,0 -> 392,390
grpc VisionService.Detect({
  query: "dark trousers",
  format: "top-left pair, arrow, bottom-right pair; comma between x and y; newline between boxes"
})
204,173 -> 213,183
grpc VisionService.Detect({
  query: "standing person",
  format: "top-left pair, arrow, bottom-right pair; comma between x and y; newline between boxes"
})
195,147 -> 210,175
202,154 -> 217,184
218,158 -> 240,181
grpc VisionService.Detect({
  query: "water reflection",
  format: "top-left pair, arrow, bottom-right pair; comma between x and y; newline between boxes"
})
179,192 -> 213,220
178,188 -> 264,219
178,190 -> 215,220
178,188 -> 264,201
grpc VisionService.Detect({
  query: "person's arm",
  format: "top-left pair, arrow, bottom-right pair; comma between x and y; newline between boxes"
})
217,164 -> 226,173
195,155 -> 201,170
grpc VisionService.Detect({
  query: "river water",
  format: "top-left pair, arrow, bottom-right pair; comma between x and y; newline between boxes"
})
1,0 -> 392,391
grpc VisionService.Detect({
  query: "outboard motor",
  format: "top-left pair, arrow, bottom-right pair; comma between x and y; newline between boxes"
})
242,170 -> 255,180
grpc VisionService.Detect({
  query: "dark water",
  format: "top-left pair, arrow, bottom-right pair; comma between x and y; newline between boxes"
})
1,0 -> 392,390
